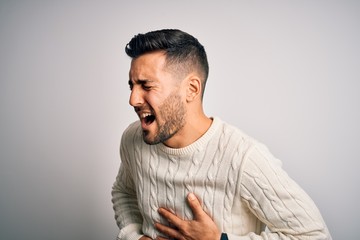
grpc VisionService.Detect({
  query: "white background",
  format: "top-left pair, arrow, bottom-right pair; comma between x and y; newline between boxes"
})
1,1 -> 359,239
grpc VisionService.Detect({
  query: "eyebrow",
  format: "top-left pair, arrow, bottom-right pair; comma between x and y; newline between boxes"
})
128,79 -> 152,86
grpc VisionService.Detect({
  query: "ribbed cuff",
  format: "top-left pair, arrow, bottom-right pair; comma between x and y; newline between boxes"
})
117,223 -> 143,240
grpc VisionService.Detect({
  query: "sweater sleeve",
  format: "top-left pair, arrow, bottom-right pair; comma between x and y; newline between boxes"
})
111,128 -> 144,240
236,143 -> 332,240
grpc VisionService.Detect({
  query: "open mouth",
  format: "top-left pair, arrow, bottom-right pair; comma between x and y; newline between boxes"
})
142,113 -> 156,125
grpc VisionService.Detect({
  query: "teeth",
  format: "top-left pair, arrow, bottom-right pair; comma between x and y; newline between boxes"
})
140,113 -> 152,119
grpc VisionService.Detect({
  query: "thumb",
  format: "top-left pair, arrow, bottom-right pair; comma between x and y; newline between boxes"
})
187,193 -> 205,219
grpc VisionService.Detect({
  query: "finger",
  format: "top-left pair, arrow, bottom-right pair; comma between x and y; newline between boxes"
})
187,193 -> 205,219
154,222 -> 183,240
155,236 -> 169,240
158,208 -> 183,227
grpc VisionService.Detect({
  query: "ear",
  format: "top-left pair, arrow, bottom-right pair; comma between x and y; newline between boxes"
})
186,75 -> 202,102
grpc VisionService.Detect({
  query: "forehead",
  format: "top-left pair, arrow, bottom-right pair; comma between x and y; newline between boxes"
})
129,51 -> 167,79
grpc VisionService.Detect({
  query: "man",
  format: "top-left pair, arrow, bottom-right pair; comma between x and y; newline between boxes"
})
112,29 -> 332,240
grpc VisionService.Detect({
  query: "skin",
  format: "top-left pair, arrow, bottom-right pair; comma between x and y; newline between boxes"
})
154,193 -> 221,240
138,193 -> 220,240
129,50 -> 219,239
129,50 -> 212,148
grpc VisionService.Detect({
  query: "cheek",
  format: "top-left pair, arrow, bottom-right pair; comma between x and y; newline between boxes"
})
146,94 -> 164,111
179,88 -> 189,103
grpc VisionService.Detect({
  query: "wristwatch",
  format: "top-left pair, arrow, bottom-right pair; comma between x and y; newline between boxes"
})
220,233 -> 228,240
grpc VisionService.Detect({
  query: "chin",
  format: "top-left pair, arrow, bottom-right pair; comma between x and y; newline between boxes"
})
142,132 -> 158,145
143,139 -> 157,145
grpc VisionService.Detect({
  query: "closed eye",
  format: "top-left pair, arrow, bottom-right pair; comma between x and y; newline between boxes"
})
128,80 -> 134,90
142,85 -> 152,90
128,79 -> 154,91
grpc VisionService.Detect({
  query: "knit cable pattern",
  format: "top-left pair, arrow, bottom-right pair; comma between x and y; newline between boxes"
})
240,145 -> 329,238
184,149 -> 202,220
149,146 -> 160,221
112,118 -> 331,240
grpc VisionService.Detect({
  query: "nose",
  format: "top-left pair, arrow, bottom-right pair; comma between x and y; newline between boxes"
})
129,87 -> 144,107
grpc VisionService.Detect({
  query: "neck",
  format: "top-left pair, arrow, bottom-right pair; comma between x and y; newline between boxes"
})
163,112 -> 212,149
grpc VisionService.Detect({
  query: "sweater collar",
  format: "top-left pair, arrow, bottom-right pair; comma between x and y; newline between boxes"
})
157,117 -> 221,156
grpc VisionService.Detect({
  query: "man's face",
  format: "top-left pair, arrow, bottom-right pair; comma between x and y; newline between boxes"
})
128,51 -> 187,145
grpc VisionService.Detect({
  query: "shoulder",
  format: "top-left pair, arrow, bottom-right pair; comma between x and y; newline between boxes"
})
123,120 -> 141,134
214,117 -> 281,165
120,120 -> 142,145
214,117 -> 257,147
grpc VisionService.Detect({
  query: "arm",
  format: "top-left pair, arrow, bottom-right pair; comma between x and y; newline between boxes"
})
111,132 -> 149,240
236,144 -> 332,240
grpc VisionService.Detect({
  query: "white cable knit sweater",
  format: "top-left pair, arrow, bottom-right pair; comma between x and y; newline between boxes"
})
112,117 -> 331,240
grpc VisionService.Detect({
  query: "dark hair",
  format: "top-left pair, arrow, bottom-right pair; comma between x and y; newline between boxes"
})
125,29 -> 209,97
